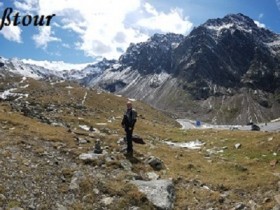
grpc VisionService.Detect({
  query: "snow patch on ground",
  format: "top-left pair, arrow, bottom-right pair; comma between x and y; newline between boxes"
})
79,125 -> 90,131
82,92 -> 87,105
20,77 -> 27,83
20,84 -> 29,89
0,88 -> 28,100
165,140 -> 205,149
271,118 -> 280,123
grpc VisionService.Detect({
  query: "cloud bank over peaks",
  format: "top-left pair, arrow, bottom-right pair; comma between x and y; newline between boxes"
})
21,58 -> 92,71
10,0 -> 193,59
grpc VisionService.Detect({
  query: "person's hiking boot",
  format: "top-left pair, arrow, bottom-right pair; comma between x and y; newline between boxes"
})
125,151 -> 133,158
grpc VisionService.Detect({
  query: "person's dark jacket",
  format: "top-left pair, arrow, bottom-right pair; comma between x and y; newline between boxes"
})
121,109 -> 137,131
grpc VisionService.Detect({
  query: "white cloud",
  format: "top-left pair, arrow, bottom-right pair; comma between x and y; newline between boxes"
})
14,0 -> 193,59
276,0 -> 280,10
137,3 -> 193,35
143,2 -> 158,16
258,13 -> 264,19
52,22 -> 61,28
254,20 -> 266,28
32,26 -> 61,49
62,43 -> 70,48
0,2 -> 3,7
14,0 -> 39,12
0,20 -> 22,43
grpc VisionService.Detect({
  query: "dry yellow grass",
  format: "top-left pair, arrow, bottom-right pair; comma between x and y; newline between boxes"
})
0,104 -> 74,145
0,75 -> 279,209
133,128 -> 280,209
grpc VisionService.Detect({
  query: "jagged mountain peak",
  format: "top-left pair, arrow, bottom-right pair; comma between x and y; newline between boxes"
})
203,13 -> 256,30
206,13 -> 255,25
85,58 -> 116,69
118,33 -> 184,74
121,32 -> 184,54
200,13 -> 276,42
148,33 -> 185,43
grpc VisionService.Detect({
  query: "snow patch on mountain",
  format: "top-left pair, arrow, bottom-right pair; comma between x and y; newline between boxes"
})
1,57 -> 61,79
206,23 -> 234,32
7,58 -> 44,79
0,56 -> 107,81
265,38 -> 280,55
266,39 -> 280,47
206,22 -> 252,36
254,20 -> 265,28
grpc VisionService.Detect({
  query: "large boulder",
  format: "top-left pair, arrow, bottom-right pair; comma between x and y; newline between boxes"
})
131,179 -> 175,210
251,124 -> 260,131
146,156 -> 165,171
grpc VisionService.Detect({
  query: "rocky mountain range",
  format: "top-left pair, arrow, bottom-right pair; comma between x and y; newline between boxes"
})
88,13 -> 280,124
1,13 -> 280,124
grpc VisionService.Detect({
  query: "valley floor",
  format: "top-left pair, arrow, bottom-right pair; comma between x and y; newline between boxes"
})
177,118 -> 280,132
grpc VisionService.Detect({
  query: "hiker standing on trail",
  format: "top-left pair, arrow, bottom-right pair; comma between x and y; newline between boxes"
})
121,100 -> 137,156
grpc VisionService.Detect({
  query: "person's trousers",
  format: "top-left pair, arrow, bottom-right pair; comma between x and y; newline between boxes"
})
125,129 -> 133,153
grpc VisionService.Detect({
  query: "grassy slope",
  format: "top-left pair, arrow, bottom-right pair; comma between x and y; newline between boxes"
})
0,76 -> 279,209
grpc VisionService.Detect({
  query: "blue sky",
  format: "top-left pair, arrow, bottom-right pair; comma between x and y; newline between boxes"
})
0,0 -> 279,64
